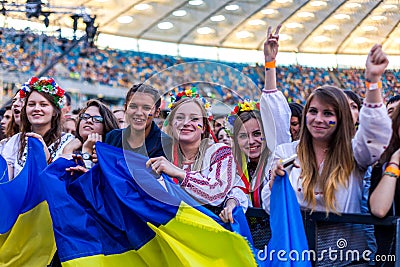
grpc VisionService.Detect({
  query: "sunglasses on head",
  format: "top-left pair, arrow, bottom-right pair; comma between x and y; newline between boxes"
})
80,113 -> 104,123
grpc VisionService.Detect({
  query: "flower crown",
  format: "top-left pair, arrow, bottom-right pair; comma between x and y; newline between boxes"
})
167,87 -> 212,112
20,76 -> 66,108
226,100 -> 260,135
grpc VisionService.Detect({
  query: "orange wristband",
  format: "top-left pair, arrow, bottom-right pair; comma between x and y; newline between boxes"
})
265,60 -> 276,69
385,165 -> 400,176
365,81 -> 382,90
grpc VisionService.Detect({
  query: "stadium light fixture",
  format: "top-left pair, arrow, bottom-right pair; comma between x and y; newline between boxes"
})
324,24 -> 339,31
363,25 -> 377,32
117,16 -> 133,24
158,21 -> 173,30
172,10 -> 187,17
354,37 -> 369,44
261,9 -> 278,15
382,4 -> 397,10
276,0 -> 293,4
134,3 -> 151,11
279,34 -> 292,41
297,12 -> 314,18
371,15 -> 387,21
248,19 -> 266,26
210,15 -> 225,22
334,14 -> 350,20
197,27 -> 215,35
225,4 -> 239,11
236,30 -> 253,39
188,0 -> 204,6
313,35 -> 330,43
344,2 -> 361,9
310,1 -> 327,7
286,22 -> 303,29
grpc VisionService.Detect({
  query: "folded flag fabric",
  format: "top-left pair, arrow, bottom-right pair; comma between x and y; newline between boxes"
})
0,154 -> 8,183
0,138 -> 56,267
260,172 -> 311,267
42,142 -> 257,267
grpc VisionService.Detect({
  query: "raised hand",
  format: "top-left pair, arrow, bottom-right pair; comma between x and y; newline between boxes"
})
365,44 -> 389,82
264,25 -> 281,62
82,133 -> 102,155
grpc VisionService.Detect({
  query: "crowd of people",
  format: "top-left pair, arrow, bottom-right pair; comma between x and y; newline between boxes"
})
1,27 -> 400,106
1,25 -> 400,266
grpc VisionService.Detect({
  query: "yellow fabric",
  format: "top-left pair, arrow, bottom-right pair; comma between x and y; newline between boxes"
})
0,201 -> 56,267
63,202 -> 257,267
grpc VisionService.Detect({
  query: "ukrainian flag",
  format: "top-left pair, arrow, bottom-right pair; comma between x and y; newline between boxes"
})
261,172 -> 311,267
42,142 -> 257,266
0,138 -> 56,266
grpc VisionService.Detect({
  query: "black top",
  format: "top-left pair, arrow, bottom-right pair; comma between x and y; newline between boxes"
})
105,121 -> 172,160
369,162 -> 400,267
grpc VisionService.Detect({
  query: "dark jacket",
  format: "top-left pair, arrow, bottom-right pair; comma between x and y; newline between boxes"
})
105,122 -> 172,160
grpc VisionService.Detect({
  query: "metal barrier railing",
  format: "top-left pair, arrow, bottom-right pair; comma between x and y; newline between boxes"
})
246,207 -> 400,267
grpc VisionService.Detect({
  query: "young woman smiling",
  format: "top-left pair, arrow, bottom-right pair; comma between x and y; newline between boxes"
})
105,83 -> 172,159
62,99 -> 119,169
146,90 -> 242,223
263,44 -> 392,214
3,77 -> 74,180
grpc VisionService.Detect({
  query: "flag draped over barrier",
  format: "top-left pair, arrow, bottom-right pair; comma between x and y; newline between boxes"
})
0,138 -> 56,267
41,142 -> 257,267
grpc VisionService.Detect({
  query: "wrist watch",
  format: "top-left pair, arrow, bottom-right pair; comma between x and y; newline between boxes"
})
81,152 -> 92,160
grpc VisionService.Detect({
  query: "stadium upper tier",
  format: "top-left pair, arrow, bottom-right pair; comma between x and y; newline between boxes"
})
1,28 -> 399,104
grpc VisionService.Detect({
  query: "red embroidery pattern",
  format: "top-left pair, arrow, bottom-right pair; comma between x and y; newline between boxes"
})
182,156 -> 234,202
210,146 -> 232,168
363,103 -> 383,108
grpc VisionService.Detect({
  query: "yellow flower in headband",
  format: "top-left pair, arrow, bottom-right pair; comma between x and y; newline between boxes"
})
185,89 -> 193,97
204,102 -> 211,110
168,103 -> 174,109
240,101 -> 253,112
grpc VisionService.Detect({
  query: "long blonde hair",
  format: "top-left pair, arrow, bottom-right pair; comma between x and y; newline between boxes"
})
298,86 -> 355,213
165,97 -> 212,171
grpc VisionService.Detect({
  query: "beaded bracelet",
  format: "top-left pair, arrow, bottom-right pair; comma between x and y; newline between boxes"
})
385,165 -> 400,176
383,171 -> 398,178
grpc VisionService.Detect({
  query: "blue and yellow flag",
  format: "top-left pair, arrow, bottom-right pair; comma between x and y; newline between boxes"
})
0,138 -> 56,266
259,172 -> 311,267
42,142 -> 257,266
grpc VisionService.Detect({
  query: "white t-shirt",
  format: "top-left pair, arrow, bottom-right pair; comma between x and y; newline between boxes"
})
2,132 -> 74,178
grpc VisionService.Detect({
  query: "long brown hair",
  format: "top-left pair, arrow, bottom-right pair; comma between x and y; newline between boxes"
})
379,104 -> 400,164
76,99 -> 119,142
6,90 -> 23,138
298,86 -> 355,213
165,97 -> 211,171
232,110 -> 270,189
19,90 -> 62,158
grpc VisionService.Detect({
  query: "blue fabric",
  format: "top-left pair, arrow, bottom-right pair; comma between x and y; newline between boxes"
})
41,142 -> 181,261
0,138 -> 47,233
0,154 -> 8,183
42,142 -> 256,262
260,172 -> 312,266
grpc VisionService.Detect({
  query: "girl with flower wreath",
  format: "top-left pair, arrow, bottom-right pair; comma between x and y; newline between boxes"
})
3,77 -> 74,180
146,87 -> 243,223
221,25 -> 292,213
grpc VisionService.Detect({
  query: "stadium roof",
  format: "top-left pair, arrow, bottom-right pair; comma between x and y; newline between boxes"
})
4,0 -> 400,55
